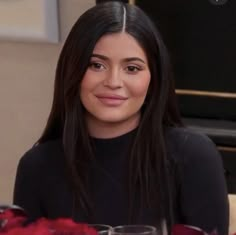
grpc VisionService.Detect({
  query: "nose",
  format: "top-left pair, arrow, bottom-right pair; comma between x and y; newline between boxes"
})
103,69 -> 122,89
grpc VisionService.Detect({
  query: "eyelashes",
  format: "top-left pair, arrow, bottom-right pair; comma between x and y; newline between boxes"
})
88,61 -> 143,74
125,65 -> 142,73
88,62 -> 106,70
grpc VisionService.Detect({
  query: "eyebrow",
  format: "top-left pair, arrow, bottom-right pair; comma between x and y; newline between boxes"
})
91,53 -> 146,64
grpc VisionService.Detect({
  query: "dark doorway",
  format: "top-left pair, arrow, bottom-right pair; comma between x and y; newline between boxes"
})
95,0 -> 236,193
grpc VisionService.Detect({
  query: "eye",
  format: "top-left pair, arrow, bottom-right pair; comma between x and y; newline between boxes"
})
89,62 -> 106,71
126,65 -> 142,73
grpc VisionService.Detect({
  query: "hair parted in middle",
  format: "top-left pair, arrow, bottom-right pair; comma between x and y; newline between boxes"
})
38,1 -> 182,233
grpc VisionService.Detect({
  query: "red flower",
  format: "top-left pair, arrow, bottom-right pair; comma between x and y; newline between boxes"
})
172,224 -> 218,235
0,209 -> 98,235
33,218 -> 98,235
1,225 -> 51,235
0,209 -> 27,232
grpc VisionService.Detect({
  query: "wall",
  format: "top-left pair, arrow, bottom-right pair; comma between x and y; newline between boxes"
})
0,0 -> 95,204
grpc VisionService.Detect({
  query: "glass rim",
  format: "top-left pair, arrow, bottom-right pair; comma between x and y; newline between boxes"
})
89,224 -> 113,227
112,225 -> 157,235
88,224 -> 113,231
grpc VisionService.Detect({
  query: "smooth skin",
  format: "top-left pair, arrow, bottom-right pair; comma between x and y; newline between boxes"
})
80,32 -> 151,138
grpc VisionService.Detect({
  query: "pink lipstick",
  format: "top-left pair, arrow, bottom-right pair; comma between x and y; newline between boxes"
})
95,94 -> 128,106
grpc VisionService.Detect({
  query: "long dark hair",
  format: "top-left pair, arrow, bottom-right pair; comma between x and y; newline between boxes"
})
37,1 -> 182,233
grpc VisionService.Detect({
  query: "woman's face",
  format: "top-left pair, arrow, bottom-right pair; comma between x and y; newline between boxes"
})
80,32 -> 151,137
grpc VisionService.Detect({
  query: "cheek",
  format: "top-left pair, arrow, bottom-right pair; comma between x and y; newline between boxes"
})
80,71 -> 100,95
80,77 -> 93,104
127,75 -> 151,98
80,72 -> 92,91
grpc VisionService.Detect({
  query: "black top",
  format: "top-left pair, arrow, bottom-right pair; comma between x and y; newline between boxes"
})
13,127 -> 229,235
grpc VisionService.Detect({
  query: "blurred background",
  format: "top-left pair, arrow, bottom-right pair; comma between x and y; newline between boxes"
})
0,0 -> 236,205
97,0 -> 236,193
0,0 -> 95,204
129,0 -> 236,193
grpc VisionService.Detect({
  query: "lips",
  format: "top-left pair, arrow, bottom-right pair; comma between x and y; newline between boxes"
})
95,94 -> 128,106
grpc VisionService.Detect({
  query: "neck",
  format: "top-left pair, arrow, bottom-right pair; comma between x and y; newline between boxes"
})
86,114 -> 140,139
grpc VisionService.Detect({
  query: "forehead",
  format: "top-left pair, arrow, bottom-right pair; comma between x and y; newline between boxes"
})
93,32 -> 148,61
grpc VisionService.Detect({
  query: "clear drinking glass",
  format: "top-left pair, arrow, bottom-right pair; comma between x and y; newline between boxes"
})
111,225 -> 157,235
88,224 -> 113,235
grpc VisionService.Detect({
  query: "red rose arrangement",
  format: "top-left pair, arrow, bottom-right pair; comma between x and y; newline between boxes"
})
0,206 -> 98,235
0,205 -> 220,235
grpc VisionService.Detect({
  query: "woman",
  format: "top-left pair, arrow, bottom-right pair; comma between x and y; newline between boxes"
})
13,2 -> 229,235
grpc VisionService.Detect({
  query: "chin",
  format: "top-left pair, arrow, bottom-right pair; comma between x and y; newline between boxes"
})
96,115 -> 127,123
94,111 -> 140,126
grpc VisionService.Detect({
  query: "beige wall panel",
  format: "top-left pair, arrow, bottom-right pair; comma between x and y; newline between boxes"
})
0,0 -> 95,204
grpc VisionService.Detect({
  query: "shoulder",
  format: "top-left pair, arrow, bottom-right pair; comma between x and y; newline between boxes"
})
165,126 -> 214,147
167,128 -> 229,235
17,139 -> 64,171
14,139 -> 66,210
165,127 -> 221,164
